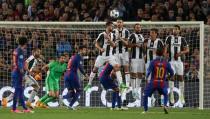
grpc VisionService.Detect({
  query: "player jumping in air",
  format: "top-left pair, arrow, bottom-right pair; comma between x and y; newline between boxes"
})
64,46 -> 88,110
100,63 -> 127,110
11,37 -> 33,113
85,21 -> 126,91
36,54 -> 67,108
142,47 -> 174,114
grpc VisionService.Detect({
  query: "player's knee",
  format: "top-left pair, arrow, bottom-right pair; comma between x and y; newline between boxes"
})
76,89 -> 81,93
92,67 -> 98,73
33,85 -> 40,91
113,65 -> 120,71
113,88 -> 119,92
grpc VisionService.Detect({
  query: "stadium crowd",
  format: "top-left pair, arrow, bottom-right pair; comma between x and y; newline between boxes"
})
0,0 -> 209,24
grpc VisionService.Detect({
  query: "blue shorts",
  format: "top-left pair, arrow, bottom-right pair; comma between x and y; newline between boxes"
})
11,71 -> 23,88
64,71 -> 80,90
144,83 -> 168,97
100,76 -> 118,90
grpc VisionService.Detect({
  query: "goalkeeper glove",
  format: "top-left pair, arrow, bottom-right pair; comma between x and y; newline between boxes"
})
84,84 -> 91,91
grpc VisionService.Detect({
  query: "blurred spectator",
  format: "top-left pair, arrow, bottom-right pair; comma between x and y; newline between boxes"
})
42,36 -> 55,62
56,31 -> 72,56
0,0 -> 209,23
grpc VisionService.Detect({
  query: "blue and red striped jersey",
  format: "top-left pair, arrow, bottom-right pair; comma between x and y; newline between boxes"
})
12,46 -> 26,71
67,53 -> 85,75
146,56 -> 174,88
99,63 -> 113,78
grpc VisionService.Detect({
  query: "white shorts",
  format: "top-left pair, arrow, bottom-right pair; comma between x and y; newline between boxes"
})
94,55 -> 119,68
130,59 -> 145,73
170,60 -> 184,75
25,74 -> 39,87
114,52 -> 129,66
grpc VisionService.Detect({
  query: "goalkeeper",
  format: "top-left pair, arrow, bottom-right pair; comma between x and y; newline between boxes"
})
36,54 -> 67,108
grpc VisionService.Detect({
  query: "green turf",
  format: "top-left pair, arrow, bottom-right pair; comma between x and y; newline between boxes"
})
1,107 -> 210,119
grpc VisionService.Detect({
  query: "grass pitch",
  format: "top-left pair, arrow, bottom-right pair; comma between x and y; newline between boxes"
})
0,107 -> 210,119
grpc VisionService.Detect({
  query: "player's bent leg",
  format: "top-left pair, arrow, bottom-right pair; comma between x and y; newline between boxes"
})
27,84 -> 39,109
87,55 -> 104,87
85,66 -> 98,91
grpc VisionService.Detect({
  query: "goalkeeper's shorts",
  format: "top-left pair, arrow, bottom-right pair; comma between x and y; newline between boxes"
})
45,78 -> 59,92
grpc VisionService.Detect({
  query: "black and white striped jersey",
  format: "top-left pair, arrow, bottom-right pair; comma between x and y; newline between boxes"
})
165,35 -> 188,61
25,55 -> 39,72
112,28 -> 129,54
145,38 -> 164,63
96,31 -> 116,57
129,33 -> 145,59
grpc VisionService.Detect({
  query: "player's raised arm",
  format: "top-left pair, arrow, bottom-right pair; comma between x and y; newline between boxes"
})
128,33 -> 136,48
95,33 -> 105,53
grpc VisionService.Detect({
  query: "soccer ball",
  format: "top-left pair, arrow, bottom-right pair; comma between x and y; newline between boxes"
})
110,9 -> 120,18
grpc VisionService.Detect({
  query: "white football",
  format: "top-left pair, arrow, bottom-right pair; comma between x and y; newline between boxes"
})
110,9 -> 120,18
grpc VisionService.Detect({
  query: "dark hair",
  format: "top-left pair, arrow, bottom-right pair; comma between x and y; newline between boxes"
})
18,37 -> 27,46
105,21 -> 113,27
33,48 -> 40,51
116,18 -> 123,21
134,23 -> 140,28
174,25 -> 181,30
151,28 -> 158,34
156,47 -> 164,56
59,53 -> 66,57
79,45 -> 87,49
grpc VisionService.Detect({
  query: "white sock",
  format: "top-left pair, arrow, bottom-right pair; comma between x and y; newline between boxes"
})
135,78 -> 141,89
115,71 -> 123,84
121,90 -> 127,102
6,93 -> 14,101
131,78 -> 136,97
28,90 -> 37,102
179,81 -> 185,100
169,80 -> 174,103
160,95 -> 164,105
88,72 -> 96,85
125,73 -> 130,87
135,78 -> 142,99
130,78 -> 136,89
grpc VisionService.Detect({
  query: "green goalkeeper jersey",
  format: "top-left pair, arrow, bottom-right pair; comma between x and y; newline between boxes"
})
47,61 -> 67,81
